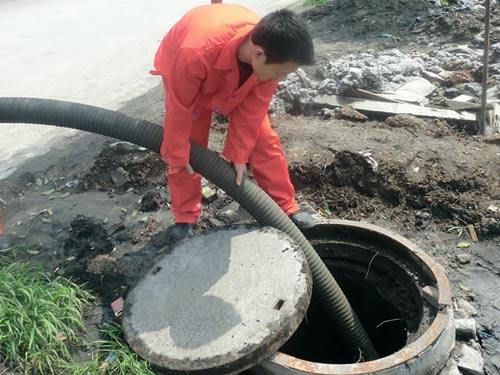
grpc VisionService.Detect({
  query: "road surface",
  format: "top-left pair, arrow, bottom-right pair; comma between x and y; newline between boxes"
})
0,0 -> 295,179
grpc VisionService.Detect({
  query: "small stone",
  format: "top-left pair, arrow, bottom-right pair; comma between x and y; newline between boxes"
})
386,114 -> 426,128
456,253 -> 472,264
216,202 -> 240,224
454,343 -> 484,375
209,217 -> 224,227
455,318 -> 477,340
202,186 -> 217,203
456,298 -> 478,317
335,106 -> 368,122
439,357 -> 460,375
319,108 -> 337,119
110,167 -> 130,188
140,191 -> 163,212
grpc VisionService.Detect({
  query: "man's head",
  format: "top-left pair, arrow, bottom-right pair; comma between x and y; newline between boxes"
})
249,9 -> 314,81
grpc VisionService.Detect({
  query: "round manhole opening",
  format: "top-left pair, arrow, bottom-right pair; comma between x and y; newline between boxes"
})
252,220 -> 455,375
280,240 -> 429,363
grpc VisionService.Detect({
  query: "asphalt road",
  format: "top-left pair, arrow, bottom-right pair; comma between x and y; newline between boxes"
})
0,0 -> 294,179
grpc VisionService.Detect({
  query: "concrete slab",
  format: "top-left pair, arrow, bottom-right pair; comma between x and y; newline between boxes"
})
123,225 -> 312,374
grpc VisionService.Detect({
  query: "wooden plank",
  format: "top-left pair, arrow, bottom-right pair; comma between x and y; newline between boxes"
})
314,95 -> 477,122
466,224 -> 478,242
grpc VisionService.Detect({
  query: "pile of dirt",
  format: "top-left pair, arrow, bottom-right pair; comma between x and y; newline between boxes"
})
77,142 -> 165,192
302,0 -> 496,45
290,150 -> 499,237
303,0 -> 431,40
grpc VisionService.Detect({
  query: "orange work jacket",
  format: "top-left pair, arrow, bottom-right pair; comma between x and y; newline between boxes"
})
153,4 -> 279,167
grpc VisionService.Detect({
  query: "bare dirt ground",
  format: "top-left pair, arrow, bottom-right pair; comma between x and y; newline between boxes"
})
1,0 -> 499,373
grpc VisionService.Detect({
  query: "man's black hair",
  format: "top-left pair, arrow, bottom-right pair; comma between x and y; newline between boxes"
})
251,9 -> 314,65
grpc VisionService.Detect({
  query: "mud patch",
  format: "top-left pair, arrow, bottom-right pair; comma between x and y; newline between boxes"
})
77,142 -> 165,192
291,151 -> 499,236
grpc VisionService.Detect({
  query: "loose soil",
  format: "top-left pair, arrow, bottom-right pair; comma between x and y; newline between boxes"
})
1,0 -> 499,373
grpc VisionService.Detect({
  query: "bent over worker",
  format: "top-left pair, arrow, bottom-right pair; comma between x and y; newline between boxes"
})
152,3 -> 316,240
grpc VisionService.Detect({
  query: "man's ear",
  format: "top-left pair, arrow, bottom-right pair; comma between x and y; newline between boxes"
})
255,46 -> 266,61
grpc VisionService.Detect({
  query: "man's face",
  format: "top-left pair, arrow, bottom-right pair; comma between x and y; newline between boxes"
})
251,52 -> 300,81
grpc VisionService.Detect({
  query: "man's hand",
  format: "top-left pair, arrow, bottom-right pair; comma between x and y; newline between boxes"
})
234,163 -> 247,186
185,163 -> 194,175
220,155 -> 247,185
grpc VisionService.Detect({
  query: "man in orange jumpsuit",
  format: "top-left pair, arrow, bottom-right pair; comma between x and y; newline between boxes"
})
153,3 -> 316,240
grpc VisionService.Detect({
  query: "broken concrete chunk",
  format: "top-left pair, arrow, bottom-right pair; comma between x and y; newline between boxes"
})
335,105 -> 368,122
454,308 -> 467,319
314,95 -> 477,122
455,318 -> 477,340
110,167 -> 130,188
456,298 -> 478,317
439,357 -> 460,375
456,253 -> 472,264
454,343 -> 484,375
202,186 -> 217,203
422,70 -> 447,84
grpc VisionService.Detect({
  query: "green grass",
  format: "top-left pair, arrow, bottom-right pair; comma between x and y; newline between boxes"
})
0,253 -> 155,374
64,323 -> 156,375
0,257 -> 92,374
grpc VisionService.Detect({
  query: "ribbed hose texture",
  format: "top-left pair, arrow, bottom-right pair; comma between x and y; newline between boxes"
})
0,97 -> 379,360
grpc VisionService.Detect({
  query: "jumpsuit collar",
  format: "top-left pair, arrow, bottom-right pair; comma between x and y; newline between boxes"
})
214,24 -> 254,71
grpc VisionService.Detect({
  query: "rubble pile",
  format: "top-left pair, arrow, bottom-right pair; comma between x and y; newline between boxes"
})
271,46 -> 499,116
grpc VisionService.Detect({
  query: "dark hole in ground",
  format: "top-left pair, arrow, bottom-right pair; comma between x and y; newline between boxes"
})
280,243 -> 425,364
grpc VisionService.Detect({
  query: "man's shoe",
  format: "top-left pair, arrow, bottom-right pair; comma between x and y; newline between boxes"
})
289,210 -> 317,230
166,223 -> 194,242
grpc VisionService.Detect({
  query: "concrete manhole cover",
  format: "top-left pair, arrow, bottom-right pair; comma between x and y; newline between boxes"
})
123,225 -> 312,374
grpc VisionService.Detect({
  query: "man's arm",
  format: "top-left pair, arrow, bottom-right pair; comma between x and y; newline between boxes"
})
161,48 -> 207,169
222,80 -> 279,165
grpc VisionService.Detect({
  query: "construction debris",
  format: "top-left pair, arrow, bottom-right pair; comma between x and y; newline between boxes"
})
455,318 -> 477,339
314,95 -> 477,122
270,46 -> 499,134
336,106 -> 368,122
454,343 -> 484,375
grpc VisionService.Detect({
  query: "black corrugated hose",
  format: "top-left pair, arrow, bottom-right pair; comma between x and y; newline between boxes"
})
0,97 -> 379,360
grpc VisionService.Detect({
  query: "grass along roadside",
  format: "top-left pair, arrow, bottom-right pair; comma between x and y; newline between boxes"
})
0,252 -> 154,374
63,323 -> 155,375
0,257 -> 92,373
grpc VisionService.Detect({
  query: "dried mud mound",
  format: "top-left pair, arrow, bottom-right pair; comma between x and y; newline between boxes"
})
291,151 -> 499,237
302,0 -> 495,44
304,0 -> 431,39
77,142 -> 165,192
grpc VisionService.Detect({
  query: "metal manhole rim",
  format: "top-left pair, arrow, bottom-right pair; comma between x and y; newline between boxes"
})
269,219 -> 453,375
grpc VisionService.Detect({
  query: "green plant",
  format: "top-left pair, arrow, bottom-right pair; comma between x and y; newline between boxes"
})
0,258 -> 92,374
65,323 -> 155,375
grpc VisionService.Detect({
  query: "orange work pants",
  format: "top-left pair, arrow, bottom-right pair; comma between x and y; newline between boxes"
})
167,108 -> 299,223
